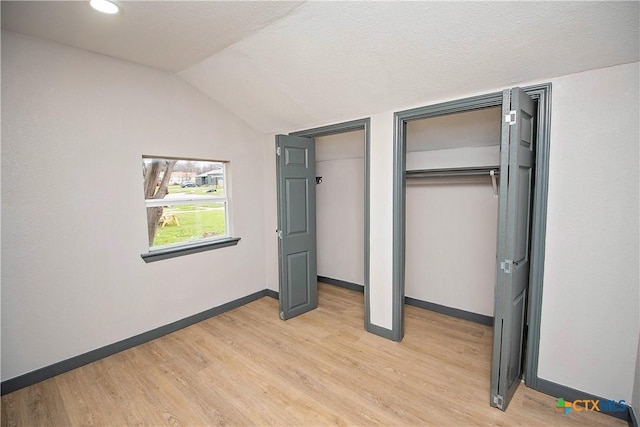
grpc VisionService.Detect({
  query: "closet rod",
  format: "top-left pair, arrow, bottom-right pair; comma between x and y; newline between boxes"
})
405,166 -> 500,179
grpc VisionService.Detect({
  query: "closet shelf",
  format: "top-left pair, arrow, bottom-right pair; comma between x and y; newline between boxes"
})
406,166 -> 500,179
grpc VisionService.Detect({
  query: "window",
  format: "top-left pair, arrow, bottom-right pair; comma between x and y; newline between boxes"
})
141,156 -> 239,262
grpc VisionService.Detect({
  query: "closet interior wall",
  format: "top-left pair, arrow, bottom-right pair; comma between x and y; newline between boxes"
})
316,130 -> 365,286
405,107 -> 502,317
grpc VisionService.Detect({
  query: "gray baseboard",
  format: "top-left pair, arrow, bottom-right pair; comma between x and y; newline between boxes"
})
536,378 -> 629,422
404,296 -> 494,326
366,322 -> 397,340
1,288 -> 272,395
265,289 -> 279,299
318,276 -> 492,327
317,276 -> 364,292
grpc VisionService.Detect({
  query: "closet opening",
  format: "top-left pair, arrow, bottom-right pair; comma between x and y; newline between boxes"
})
405,106 -> 503,327
315,129 -> 366,296
392,85 -> 552,411
276,119 -> 371,328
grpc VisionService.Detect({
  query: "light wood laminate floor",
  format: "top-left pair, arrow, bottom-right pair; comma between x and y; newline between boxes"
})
1,283 -> 625,426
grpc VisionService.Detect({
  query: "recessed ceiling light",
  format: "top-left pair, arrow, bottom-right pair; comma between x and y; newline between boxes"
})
90,0 -> 121,15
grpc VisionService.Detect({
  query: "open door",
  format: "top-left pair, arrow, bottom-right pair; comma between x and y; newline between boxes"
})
490,87 -> 536,410
276,134 -> 318,320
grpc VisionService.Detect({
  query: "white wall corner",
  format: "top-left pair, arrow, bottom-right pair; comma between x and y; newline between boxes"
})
367,111 -> 395,329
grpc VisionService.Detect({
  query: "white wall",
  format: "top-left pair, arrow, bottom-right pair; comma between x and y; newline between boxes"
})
405,178 -> 498,316
407,146 -> 500,171
368,112 -> 395,329
316,130 -> 365,285
537,62 -> 639,402
1,31 -> 267,381
407,106 -> 501,152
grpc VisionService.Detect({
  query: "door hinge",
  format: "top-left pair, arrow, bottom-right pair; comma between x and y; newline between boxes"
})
493,394 -> 504,410
504,110 -> 516,125
500,259 -> 513,274
276,146 -> 281,156
277,230 -> 283,239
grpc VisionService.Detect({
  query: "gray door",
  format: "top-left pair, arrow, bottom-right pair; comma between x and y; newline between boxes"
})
276,134 -> 318,320
490,87 -> 536,410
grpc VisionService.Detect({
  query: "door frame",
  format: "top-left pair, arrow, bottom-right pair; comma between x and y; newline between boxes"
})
290,118 -> 373,331
391,84 -> 551,391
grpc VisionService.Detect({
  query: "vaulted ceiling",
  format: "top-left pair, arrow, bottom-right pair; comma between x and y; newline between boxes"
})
2,1 -> 639,133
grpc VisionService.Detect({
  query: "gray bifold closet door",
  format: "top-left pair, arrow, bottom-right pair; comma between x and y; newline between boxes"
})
490,87 -> 536,411
275,134 -> 318,320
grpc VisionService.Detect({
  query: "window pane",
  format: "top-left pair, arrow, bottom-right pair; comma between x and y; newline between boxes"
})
167,160 -> 225,196
142,158 -> 225,196
148,203 -> 227,248
143,156 -> 229,250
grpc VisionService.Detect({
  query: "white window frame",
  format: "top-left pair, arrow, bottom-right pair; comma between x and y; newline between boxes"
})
141,159 -> 239,262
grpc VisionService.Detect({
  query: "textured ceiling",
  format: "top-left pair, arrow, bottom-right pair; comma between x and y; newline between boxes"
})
1,1 -> 303,72
180,1 -> 640,132
2,1 -> 639,133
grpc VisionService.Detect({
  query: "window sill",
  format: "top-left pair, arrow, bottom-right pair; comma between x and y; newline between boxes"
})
141,237 -> 241,263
